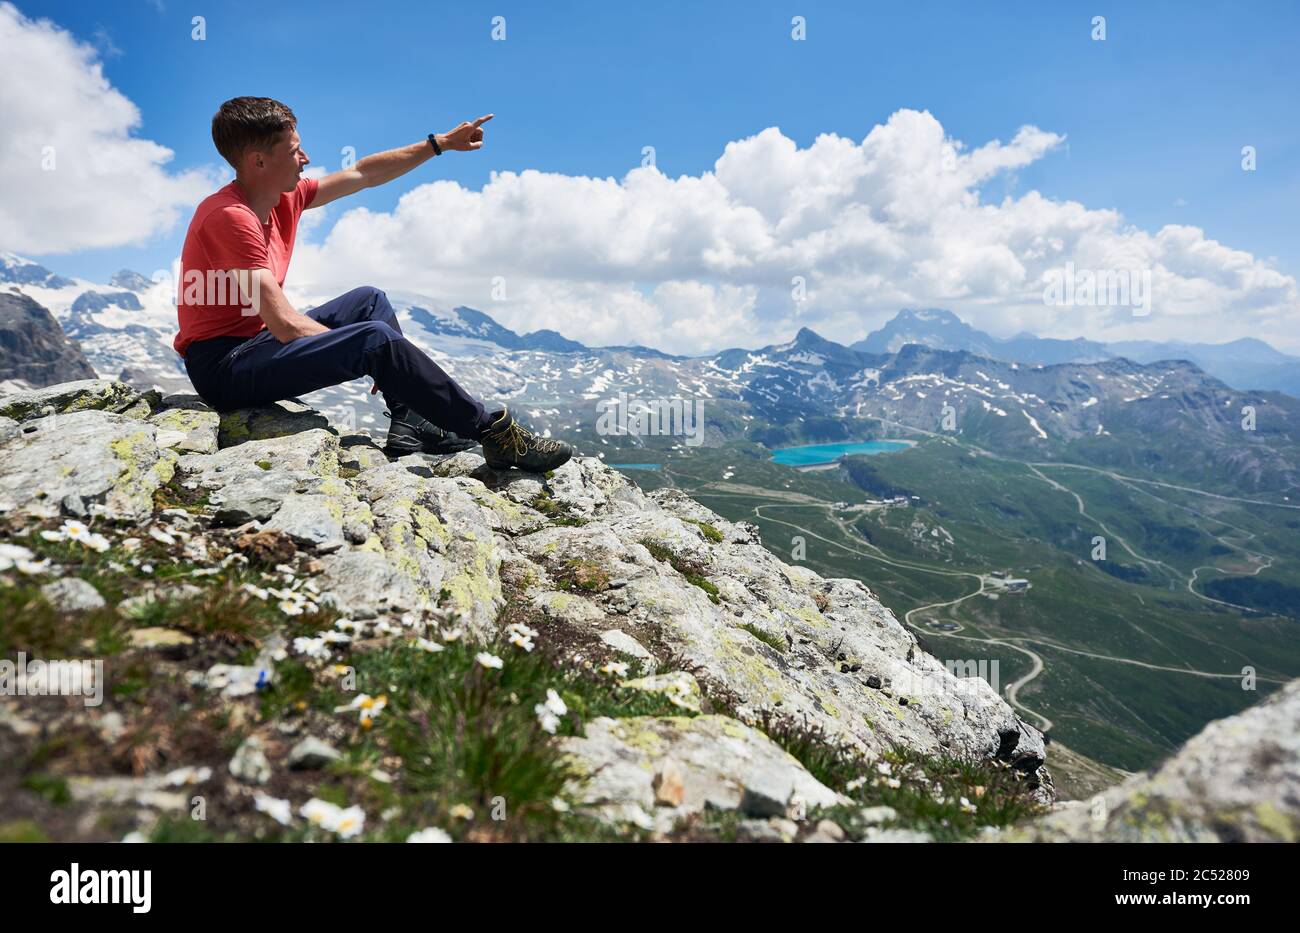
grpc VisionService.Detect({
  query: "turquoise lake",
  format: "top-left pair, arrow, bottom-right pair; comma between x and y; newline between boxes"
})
769,440 -> 910,467
609,463 -> 662,471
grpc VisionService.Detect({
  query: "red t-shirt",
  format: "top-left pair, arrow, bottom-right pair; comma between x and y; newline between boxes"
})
173,177 -> 319,357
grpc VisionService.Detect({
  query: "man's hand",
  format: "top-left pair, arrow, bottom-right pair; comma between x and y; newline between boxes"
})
310,114 -> 495,210
437,114 -> 493,151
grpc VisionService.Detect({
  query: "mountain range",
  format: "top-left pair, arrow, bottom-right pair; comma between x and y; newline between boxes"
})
854,307 -> 1300,398
2,252 -> 1297,496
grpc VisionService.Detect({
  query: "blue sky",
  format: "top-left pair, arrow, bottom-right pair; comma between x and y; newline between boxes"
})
5,0 -> 1299,349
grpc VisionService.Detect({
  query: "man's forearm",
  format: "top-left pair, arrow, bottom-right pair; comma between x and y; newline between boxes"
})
357,138 -> 444,189
268,310 -> 330,342
255,272 -> 330,343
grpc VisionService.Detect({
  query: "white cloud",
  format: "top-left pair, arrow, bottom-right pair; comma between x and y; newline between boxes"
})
3,0 -> 1294,354
294,108 -> 1299,353
0,2 -> 219,254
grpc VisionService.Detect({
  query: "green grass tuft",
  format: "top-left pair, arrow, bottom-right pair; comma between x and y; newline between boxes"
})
554,558 -> 610,592
740,622 -> 786,654
684,518 -> 724,543
639,539 -> 721,604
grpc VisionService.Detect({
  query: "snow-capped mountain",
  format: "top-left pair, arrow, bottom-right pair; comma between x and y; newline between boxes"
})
854,307 -> 1300,395
0,255 -> 704,445
3,253 -> 1296,491
1,253 -> 188,393
854,308 -> 1005,357
0,252 -> 76,289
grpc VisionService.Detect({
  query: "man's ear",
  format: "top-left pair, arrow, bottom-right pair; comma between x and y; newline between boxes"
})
239,147 -> 266,175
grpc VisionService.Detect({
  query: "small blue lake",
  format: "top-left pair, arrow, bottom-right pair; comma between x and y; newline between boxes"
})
610,463 -> 662,471
769,440 -> 910,467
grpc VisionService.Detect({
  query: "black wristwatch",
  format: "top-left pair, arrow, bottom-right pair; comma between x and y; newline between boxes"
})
427,133 -> 443,156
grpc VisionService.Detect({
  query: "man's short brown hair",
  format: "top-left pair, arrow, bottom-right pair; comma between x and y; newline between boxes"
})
211,97 -> 297,170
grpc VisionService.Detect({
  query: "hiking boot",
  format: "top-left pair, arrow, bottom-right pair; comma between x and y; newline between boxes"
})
480,406 -> 573,472
383,402 -> 479,456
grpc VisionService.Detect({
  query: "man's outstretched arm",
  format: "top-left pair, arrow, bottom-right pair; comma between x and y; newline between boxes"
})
308,114 -> 494,210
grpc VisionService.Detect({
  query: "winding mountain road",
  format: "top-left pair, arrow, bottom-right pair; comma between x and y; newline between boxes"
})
664,430 -> 1293,737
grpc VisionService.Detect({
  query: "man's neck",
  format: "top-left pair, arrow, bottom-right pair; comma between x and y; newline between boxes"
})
232,177 -> 278,224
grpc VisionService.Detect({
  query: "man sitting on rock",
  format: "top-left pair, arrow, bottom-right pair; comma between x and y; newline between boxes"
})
173,96 -> 571,472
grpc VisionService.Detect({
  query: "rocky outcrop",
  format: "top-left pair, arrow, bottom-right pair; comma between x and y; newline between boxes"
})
995,678 -> 1300,843
0,381 -> 1052,821
4,377 -> 1296,843
560,715 -> 849,832
0,291 -> 96,388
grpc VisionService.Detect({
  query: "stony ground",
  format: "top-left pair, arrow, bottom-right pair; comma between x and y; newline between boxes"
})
0,379 -> 1294,843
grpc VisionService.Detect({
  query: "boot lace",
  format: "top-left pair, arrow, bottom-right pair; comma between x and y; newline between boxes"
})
493,419 -> 562,457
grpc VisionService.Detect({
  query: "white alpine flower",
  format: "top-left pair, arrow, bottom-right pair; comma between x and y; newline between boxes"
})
254,794 -> 294,826
300,798 -> 339,827
293,635 -> 330,660
59,519 -> 89,542
505,621 -> 538,652
336,693 -> 388,729
83,532 -> 111,553
299,799 -> 365,838
332,805 -> 366,839
0,543 -> 35,566
534,688 -> 567,734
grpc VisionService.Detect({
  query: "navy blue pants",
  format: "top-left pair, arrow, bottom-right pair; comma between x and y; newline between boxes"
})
182,286 -> 496,439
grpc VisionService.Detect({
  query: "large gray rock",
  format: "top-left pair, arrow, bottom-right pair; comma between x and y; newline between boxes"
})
1000,678 -> 1300,842
264,493 -> 346,553
0,410 -> 173,521
287,736 -> 342,770
218,399 -> 331,448
66,766 -> 212,812
147,405 -> 219,455
560,715 -> 848,834
176,428 -> 344,524
39,577 -> 107,612
494,455 -> 650,520
314,548 -> 422,619
229,736 -> 272,785
345,463 -> 505,635
601,629 -> 657,672
0,378 -> 154,422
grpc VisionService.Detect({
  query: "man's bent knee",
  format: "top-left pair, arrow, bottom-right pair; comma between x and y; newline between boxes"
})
337,284 -> 383,304
345,319 -> 401,347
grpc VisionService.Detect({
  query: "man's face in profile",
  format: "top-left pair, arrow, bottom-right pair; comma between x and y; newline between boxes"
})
254,127 -> 310,192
